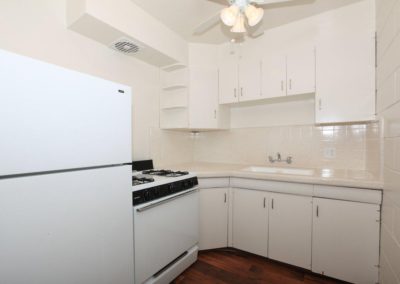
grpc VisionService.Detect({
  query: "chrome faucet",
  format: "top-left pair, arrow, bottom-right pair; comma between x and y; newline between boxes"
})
268,152 -> 293,164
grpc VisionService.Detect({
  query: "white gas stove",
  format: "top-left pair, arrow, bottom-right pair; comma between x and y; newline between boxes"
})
131,168 -> 199,284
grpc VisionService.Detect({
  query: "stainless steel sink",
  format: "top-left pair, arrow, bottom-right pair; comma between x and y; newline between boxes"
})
241,166 -> 315,176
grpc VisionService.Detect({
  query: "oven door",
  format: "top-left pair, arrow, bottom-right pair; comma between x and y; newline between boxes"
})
133,188 -> 199,284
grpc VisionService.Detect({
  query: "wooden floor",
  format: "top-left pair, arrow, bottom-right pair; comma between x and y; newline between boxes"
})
172,248 -> 348,284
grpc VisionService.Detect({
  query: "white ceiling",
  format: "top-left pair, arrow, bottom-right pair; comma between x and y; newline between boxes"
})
131,0 -> 365,44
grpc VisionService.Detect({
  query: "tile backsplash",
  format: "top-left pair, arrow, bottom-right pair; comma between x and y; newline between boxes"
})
151,122 -> 381,176
192,122 -> 381,175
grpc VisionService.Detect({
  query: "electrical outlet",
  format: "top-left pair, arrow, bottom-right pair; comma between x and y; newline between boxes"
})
323,147 -> 336,159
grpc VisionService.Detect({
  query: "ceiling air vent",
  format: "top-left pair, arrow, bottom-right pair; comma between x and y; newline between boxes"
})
110,37 -> 141,55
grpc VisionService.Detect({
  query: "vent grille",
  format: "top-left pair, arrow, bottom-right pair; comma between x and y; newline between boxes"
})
110,37 -> 140,54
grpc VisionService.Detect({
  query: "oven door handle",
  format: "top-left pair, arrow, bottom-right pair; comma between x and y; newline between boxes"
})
136,187 -> 199,213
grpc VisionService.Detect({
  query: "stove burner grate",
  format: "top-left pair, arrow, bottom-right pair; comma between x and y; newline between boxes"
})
141,170 -> 189,177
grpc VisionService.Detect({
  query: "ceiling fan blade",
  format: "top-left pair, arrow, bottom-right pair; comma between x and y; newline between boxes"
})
193,13 -> 221,35
248,30 -> 264,39
251,0 -> 295,5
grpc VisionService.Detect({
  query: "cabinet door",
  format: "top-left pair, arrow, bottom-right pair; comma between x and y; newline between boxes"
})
199,188 -> 229,250
312,198 -> 380,284
286,46 -> 316,96
232,188 -> 268,257
238,57 -> 262,102
261,54 -> 287,99
189,67 -> 218,129
315,13 -> 375,123
219,52 -> 238,104
268,193 -> 312,269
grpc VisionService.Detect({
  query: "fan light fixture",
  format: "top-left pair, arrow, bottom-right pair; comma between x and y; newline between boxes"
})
245,5 -> 264,27
221,2 -> 264,33
221,5 -> 239,26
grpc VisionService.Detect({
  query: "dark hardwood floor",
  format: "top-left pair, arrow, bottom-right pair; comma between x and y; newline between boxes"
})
172,248 -> 348,284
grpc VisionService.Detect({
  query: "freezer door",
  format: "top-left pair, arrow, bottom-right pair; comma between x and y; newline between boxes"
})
0,166 -> 134,284
0,49 -> 131,176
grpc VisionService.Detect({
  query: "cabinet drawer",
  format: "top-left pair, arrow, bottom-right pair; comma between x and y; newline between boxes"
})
314,185 -> 382,205
231,178 -> 313,197
198,178 -> 230,189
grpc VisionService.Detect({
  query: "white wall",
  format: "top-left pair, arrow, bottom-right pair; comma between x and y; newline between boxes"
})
376,0 -> 400,283
0,0 -> 160,161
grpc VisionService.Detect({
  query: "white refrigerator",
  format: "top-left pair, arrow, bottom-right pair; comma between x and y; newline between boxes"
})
0,49 -> 134,284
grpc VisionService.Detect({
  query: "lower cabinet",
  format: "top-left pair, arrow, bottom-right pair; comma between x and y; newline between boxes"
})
268,193 -> 312,269
312,198 -> 380,284
199,181 -> 381,284
232,188 -> 269,257
199,188 -> 229,250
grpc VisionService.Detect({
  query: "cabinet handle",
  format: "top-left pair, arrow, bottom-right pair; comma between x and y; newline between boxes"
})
263,197 -> 266,208
289,79 -> 292,90
214,110 -> 217,119
271,198 -> 274,210
240,87 -> 243,97
316,205 -> 319,217
318,99 -> 322,111
224,193 -> 227,203
234,88 -> 237,98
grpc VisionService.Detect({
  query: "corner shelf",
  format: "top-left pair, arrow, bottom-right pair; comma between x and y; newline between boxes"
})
161,63 -> 187,72
162,84 -> 187,91
160,65 -> 189,130
160,105 -> 187,110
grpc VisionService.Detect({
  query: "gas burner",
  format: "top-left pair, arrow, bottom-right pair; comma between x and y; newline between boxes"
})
142,170 -> 189,177
132,175 -> 155,186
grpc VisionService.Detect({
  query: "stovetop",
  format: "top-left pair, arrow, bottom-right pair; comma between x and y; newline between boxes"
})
131,169 -> 198,205
132,169 -> 195,190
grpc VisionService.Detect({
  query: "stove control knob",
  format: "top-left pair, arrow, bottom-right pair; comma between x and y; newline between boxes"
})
143,190 -> 151,201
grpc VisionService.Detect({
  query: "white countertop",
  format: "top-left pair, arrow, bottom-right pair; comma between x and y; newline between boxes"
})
165,162 -> 383,190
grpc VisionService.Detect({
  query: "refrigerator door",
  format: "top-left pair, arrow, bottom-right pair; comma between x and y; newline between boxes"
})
0,166 -> 133,284
0,49 -> 131,176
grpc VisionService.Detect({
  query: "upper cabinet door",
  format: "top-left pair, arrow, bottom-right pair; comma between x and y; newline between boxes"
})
189,67 -> 218,129
315,3 -> 376,124
286,46 -> 316,96
238,57 -> 262,102
262,54 -> 287,99
219,46 -> 239,104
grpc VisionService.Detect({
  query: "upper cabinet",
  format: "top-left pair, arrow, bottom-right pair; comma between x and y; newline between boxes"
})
286,46 -> 316,96
161,1 -> 376,129
160,44 -> 230,130
315,1 -> 376,124
219,43 -> 263,104
218,1 -> 375,126
238,53 -> 263,102
261,45 -> 316,99
219,47 -> 239,104
262,53 -> 287,99
160,65 -> 229,130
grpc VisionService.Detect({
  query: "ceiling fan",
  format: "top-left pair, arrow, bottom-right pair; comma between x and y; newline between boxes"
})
194,0 -> 296,38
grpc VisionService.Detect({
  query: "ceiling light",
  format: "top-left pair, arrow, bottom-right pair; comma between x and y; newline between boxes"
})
231,13 -> 246,33
221,5 -> 239,27
245,5 -> 264,27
